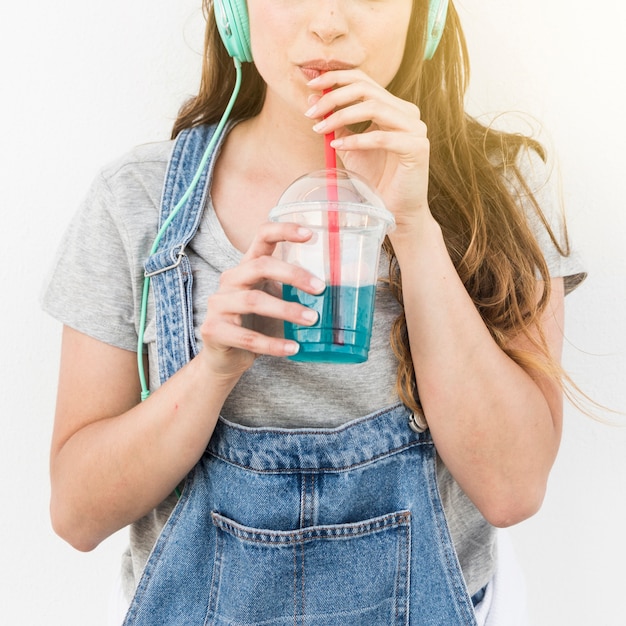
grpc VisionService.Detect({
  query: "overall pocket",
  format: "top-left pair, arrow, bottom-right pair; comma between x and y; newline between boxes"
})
206,510 -> 411,626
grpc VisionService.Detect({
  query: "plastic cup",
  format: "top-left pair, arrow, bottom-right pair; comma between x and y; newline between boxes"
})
269,169 -> 395,363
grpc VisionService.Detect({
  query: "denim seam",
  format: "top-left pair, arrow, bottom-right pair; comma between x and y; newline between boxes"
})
211,511 -> 411,544
148,124 -> 223,385
292,542 -> 297,626
207,439 -> 430,474
394,517 -> 410,626
298,537 -> 305,626
307,474 -> 313,529
299,475 -> 306,530
213,402 -> 422,437
308,473 -> 316,527
299,473 -> 315,528
393,521 -> 401,624
204,528 -> 223,626
423,448 -> 477,624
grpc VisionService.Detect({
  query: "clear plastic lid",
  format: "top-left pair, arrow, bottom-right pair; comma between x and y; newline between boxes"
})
270,168 -> 395,227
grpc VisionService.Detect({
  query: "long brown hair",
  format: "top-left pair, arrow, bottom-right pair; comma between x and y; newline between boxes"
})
173,1 -> 571,414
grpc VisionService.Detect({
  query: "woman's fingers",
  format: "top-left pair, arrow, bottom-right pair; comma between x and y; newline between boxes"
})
241,221 -> 313,262
202,287 -> 316,359
200,220 -> 326,362
305,68 -> 432,221
220,254 -> 325,296
309,80 -> 421,131
201,318 -> 301,358
207,286 -> 319,326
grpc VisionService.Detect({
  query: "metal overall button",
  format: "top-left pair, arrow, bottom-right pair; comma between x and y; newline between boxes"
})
408,411 -> 427,433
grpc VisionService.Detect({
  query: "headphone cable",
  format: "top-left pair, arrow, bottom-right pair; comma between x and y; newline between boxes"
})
137,58 -> 243,401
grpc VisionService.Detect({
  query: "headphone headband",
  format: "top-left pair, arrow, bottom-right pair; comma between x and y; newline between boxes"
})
425,0 -> 449,60
214,0 -> 449,64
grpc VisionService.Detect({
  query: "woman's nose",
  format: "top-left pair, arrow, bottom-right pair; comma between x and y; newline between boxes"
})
308,1 -> 349,44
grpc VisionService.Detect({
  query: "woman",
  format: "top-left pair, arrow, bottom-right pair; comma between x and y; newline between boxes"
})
43,0 -> 585,623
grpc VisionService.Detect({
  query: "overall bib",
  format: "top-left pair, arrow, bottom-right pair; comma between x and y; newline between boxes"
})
123,125 -> 479,626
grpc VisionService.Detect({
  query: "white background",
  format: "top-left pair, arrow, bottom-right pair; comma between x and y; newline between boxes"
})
1,1 -> 624,624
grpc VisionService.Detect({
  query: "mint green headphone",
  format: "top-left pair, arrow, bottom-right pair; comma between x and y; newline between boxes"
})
214,0 -> 449,64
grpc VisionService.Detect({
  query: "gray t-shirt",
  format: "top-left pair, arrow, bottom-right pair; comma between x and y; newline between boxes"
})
41,137 -> 586,602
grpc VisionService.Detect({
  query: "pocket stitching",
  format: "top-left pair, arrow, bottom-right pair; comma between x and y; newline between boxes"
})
211,510 -> 411,545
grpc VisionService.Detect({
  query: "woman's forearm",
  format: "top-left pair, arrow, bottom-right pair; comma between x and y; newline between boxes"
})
390,213 -> 563,526
50,332 -> 238,551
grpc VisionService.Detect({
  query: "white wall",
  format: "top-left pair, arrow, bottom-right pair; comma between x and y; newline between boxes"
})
1,1 -> 624,624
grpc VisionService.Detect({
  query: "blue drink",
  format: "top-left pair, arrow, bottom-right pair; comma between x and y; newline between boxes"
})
269,169 -> 395,364
283,283 -> 376,363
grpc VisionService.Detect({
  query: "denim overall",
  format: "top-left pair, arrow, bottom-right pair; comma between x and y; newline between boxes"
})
124,124 -> 479,625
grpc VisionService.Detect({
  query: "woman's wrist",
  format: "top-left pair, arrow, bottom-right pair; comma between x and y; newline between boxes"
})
191,349 -> 247,397
387,209 -> 444,264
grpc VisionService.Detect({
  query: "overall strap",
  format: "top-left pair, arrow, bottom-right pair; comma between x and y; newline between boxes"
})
144,123 -> 227,385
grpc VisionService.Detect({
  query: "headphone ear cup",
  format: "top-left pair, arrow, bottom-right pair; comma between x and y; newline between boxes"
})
214,0 -> 253,63
424,0 -> 449,60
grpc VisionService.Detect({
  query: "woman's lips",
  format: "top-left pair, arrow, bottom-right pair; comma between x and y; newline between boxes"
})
299,61 -> 355,81
300,67 -> 323,81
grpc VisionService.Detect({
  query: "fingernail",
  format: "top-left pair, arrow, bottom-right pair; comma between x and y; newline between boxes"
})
301,309 -> 318,323
304,104 -> 318,118
330,138 -> 343,149
310,277 -> 326,292
297,227 -> 312,238
312,120 -> 327,133
285,342 -> 300,355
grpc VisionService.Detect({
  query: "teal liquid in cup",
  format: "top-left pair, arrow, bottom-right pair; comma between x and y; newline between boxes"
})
283,283 -> 376,363
269,169 -> 395,364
